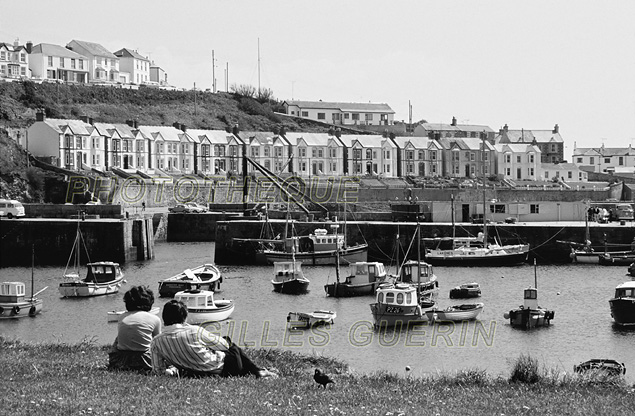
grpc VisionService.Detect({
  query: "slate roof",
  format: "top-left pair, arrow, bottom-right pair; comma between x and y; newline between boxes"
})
68,40 -> 117,58
43,118 -> 92,135
284,100 -> 394,113
92,122 -> 136,139
284,132 -> 331,147
574,146 -> 634,157
30,43 -> 88,59
113,48 -> 148,61
186,129 -> 236,145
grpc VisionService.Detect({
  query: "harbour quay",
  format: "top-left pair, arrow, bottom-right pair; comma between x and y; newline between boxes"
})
0,216 -> 154,267
213,219 -> 635,265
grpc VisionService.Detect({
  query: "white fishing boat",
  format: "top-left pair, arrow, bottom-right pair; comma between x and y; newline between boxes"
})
287,310 -> 336,328
425,303 -> 484,322
272,259 -> 310,294
0,246 -> 47,319
174,289 -> 234,324
324,261 -> 389,297
59,261 -> 124,297
158,264 -> 223,297
106,306 -> 161,323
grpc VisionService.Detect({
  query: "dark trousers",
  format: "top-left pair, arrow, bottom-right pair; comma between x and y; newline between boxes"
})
221,344 -> 262,377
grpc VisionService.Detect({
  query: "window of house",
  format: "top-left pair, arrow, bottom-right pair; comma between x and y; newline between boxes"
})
333,113 -> 341,120
20,67 -> 26,76
47,56 -> 53,66
312,148 -> 317,158
529,154 -> 534,163
619,157 -> 624,165
274,147 -> 282,157
551,144 -> 556,152
483,153 -> 488,161
568,172 -> 572,179
529,168 -> 534,176
353,149 -> 362,159
366,149 -> 372,159
406,151 -> 414,160
530,204 -> 539,214
506,168 -> 511,176
516,155 -> 521,163
604,157 -> 610,163
301,162 -> 306,171
352,113 -> 360,121
430,151 -> 436,160
20,53 -> 26,63
330,162 -> 337,171
418,150 -> 424,160
59,58 -> 65,68
491,204 -> 506,213
264,146 -> 270,157
344,113 -> 349,119
505,154 -> 511,163
0,51 -> 5,60
329,148 -> 337,158
469,152 -> 475,161
577,157 -> 583,163
365,113 -> 373,121
299,148 -> 306,158
317,113 -> 325,120
301,111 -> 309,117
385,151 -> 390,159
431,165 -> 437,174
251,147 -> 259,157
589,157 -> 594,164
79,60 -> 84,70
318,148 -> 324,158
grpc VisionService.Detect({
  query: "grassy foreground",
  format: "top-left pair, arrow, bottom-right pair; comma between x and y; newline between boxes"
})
1,336 -> 634,416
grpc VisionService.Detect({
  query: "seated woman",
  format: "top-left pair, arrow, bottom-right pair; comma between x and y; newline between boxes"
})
151,300 -> 277,378
108,286 -> 162,372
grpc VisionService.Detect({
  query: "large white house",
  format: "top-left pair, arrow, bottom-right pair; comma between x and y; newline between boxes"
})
66,40 -> 120,84
0,40 -> 30,80
283,101 -> 395,126
494,143 -> 541,181
113,48 -> 150,85
572,144 -> 635,174
29,43 -> 89,83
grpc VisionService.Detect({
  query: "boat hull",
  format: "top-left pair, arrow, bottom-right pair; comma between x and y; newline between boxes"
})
508,308 -> 554,329
609,298 -> 635,326
263,244 -> 368,266
272,279 -> 310,294
324,282 -> 377,297
572,251 -> 600,264
425,247 -> 529,267
598,254 -> 635,266
449,288 -> 481,299
370,303 -> 425,328
59,278 -> 123,297
186,301 -> 235,324
287,310 -> 336,328
0,298 -> 43,319
158,265 -> 222,298
425,303 -> 484,322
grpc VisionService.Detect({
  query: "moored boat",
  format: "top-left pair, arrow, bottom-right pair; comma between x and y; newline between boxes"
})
0,282 -> 46,319
598,252 -> 635,266
504,260 -> 554,329
628,262 -> 635,277
424,234 -> 530,267
370,283 -> 426,328
59,262 -> 124,297
325,261 -> 389,297
574,359 -> 626,376
158,264 -> 222,297
449,282 -> 481,299
609,279 -> 635,326
174,289 -> 234,324
395,260 -> 439,306
272,260 -> 310,294
425,303 -> 484,322
107,306 -> 160,322
287,310 -> 336,328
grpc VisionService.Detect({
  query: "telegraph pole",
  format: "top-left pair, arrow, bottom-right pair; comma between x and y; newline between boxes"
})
212,50 -> 216,93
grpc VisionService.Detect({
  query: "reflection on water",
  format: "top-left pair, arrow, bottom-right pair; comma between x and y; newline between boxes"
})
1,241 -> 634,380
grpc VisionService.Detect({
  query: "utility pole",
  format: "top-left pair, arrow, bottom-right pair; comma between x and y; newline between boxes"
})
257,38 -> 261,95
225,62 -> 229,92
194,82 -> 197,116
212,50 -> 216,93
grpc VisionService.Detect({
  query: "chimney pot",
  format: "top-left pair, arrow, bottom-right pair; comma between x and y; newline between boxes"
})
232,124 -> 239,135
173,122 -> 180,130
451,116 -> 457,126
26,41 -> 32,54
553,124 -> 559,134
503,124 -> 508,132
36,110 -> 45,122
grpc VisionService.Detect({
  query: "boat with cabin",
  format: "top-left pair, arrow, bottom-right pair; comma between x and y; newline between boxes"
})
272,260 -> 310,294
174,289 -> 234,324
0,246 -> 47,318
395,260 -> 438,306
287,310 -> 336,328
425,302 -> 484,322
609,278 -> 635,326
370,283 -> 425,328
158,264 -> 223,297
449,283 -> 482,299
324,261 -> 389,297
59,261 -> 125,297
504,259 -> 554,329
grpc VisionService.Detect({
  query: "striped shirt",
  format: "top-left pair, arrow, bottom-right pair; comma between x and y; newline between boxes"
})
150,323 -> 229,375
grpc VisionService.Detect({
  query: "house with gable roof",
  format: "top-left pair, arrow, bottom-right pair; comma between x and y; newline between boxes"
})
187,129 -> 242,175
340,134 -> 397,177
27,112 -> 96,169
29,43 -> 89,83
414,117 -> 495,141
283,100 -> 395,126
572,144 -> 635,174
137,125 -> 187,173
284,132 -> 330,177
66,40 -> 120,84
494,143 -> 541,181
0,40 -> 30,80
113,48 -> 150,85
393,136 -> 443,177
495,124 -> 564,163
438,137 -> 496,178
92,122 -> 149,171
541,162 -> 588,182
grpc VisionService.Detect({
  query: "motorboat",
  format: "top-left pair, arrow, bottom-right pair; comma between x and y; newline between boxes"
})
370,283 -> 427,328
449,282 -> 481,299
394,260 -> 438,306
609,279 -> 635,326
59,261 -> 124,297
106,306 -> 160,323
325,262 -> 389,297
287,310 -> 336,328
0,282 -> 46,319
158,264 -> 222,297
174,289 -> 234,324
598,252 -> 635,267
272,260 -> 310,294
425,303 -> 484,322
574,359 -> 626,377
504,260 -> 554,329
628,262 -> 635,277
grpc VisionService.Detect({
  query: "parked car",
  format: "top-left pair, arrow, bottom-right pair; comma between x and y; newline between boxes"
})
0,199 -> 25,219
186,202 -> 209,213
169,203 -> 208,213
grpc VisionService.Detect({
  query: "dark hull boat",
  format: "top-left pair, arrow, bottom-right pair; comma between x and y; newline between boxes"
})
610,279 -> 635,326
272,261 -> 309,294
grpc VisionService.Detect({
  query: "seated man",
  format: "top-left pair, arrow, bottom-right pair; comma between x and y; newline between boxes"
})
151,300 -> 277,378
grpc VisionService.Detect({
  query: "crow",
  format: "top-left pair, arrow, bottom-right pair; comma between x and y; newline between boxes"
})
314,368 -> 335,389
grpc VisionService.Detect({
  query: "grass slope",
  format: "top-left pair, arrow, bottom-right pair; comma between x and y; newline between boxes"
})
2,337 -> 633,416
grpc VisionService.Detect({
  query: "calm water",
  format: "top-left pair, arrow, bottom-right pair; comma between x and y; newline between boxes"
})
1,241 -> 634,381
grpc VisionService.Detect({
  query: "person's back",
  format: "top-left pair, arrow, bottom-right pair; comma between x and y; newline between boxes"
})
117,310 -> 161,351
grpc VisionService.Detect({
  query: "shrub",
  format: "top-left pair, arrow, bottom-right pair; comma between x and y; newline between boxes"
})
509,354 -> 541,384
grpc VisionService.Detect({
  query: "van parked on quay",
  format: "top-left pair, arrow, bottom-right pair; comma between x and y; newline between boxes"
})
0,199 -> 25,219
615,203 -> 634,221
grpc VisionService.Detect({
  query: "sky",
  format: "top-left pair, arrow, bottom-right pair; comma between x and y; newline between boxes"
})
3,0 -> 635,159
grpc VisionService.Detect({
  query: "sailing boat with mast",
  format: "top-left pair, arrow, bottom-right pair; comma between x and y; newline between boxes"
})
424,192 -> 530,266
0,245 -> 47,318
260,202 -> 368,266
59,218 -> 124,297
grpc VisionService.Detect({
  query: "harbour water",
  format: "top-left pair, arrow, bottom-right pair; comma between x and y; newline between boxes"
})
1,241 -> 634,381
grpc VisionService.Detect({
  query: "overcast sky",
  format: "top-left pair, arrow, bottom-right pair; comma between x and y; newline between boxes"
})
4,1 -> 635,159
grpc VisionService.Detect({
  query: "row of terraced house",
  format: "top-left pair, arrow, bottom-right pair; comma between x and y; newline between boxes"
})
24,111 -> 609,183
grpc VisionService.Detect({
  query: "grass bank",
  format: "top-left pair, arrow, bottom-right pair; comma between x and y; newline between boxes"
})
2,336 -> 634,415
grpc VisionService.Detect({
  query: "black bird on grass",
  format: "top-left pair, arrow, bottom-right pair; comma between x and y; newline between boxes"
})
314,368 -> 335,389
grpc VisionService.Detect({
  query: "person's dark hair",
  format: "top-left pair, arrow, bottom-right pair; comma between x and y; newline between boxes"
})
163,300 -> 188,325
124,285 -> 155,312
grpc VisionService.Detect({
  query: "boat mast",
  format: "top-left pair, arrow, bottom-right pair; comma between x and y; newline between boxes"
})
533,258 -> 537,288
31,244 -> 35,298
451,193 -> 455,239
482,189 -> 488,246
416,218 -> 421,296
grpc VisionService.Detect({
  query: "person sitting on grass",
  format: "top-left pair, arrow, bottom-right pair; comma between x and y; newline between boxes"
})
150,300 -> 277,379
108,285 -> 162,372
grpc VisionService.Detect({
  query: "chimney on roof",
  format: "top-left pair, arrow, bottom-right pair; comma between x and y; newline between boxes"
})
334,127 -> 341,139
553,124 -> 559,134
503,124 -> 508,132
173,122 -> 180,130
328,127 -> 335,136
80,115 -> 90,124
180,124 -> 186,132
26,41 -> 32,53
232,124 -> 239,135
272,126 -> 280,135
382,129 -> 388,138
36,109 -> 45,122
389,132 -> 396,140
451,116 -> 457,126
279,126 -> 286,136
126,119 -> 134,128
13,38 -> 19,47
